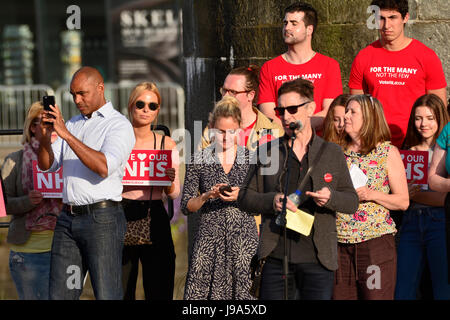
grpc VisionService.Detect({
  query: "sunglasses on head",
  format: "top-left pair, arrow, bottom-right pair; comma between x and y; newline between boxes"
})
274,100 -> 310,116
135,100 -> 159,110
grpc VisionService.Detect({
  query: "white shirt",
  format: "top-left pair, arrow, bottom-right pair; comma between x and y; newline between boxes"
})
49,102 -> 135,205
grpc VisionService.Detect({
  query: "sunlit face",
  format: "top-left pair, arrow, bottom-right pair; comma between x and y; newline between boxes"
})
213,116 -> 240,151
332,105 -> 346,133
344,101 -> 364,139
222,74 -> 253,109
378,9 -> 409,43
282,11 -> 311,45
414,106 -> 438,141
70,75 -> 104,117
131,90 -> 160,127
277,91 -> 314,136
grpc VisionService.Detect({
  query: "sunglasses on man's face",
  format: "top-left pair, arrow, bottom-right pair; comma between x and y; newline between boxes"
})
135,100 -> 159,111
274,100 -> 310,116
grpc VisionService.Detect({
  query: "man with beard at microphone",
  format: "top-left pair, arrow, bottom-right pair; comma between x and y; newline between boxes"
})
238,78 -> 358,300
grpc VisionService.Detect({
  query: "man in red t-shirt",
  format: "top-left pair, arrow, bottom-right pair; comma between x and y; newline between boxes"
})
349,0 -> 447,148
258,2 -> 343,130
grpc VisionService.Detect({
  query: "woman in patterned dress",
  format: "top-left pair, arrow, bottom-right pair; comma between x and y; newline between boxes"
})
181,96 -> 258,300
332,95 -> 409,300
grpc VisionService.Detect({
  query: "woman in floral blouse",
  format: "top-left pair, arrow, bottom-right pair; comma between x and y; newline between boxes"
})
332,95 -> 409,300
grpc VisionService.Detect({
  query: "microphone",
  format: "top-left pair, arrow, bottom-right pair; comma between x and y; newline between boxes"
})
289,120 -> 303,131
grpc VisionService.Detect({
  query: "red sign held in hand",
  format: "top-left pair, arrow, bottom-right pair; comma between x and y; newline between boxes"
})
122,149 -> 172,186
32,161 -> 64,198
399,150 -> 428,185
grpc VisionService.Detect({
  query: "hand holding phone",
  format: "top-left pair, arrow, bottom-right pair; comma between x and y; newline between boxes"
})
43,95 -> 55,122
219,185 -> 232,196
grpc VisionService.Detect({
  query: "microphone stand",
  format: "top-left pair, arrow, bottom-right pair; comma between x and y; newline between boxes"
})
278,132 -> 296,300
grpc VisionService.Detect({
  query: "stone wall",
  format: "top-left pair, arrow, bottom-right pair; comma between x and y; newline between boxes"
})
225,0 -> 449,92
182,0 -> 449,256
183,1 -> 449,120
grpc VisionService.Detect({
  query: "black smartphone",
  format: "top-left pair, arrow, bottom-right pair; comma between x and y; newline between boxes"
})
43,95 -> 55,121
219,185 -> 232,196
43,95 -> 55,111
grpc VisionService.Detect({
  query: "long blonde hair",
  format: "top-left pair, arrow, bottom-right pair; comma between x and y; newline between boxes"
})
208,96 -> 242,128
22,101 -> 44,145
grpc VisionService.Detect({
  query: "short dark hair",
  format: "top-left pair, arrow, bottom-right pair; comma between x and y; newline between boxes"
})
284,2 -> 318,35
370,0 -> 409,18
278,78 -> 314,101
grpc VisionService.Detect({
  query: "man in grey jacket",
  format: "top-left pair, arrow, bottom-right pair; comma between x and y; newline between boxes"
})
238,78 -> 358,300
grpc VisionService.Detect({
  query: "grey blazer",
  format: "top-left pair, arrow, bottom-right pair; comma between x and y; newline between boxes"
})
238,134 -> 359,271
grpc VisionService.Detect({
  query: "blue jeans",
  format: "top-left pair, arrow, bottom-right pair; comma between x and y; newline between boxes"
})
9,250 -> 51,300
395,207 -> 450,300
49,205 -> 126,300
259,257 -> 334,300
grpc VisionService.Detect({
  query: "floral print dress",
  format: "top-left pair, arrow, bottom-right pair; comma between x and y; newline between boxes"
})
336,141 -> 396,243
181,145 -> 258,300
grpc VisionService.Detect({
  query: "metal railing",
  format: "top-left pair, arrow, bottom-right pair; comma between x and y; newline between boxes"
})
0,84 -> 52,146
0,82 -> 185,147
0,124 -> 175,228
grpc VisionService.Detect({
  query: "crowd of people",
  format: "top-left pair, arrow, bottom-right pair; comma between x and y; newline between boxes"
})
0,0 -> 449,300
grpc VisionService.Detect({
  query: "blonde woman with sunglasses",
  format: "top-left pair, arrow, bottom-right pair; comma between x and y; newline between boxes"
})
121,82 -> 180,300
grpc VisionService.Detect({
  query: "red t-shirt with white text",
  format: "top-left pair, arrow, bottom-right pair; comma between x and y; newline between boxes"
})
258,53 -> 343,115
349,39 -> 447,147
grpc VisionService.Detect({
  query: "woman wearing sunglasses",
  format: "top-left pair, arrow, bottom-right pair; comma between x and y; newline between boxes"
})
1,101 -> 62,299
121,82 -> 180,300
181,96 -> 257,300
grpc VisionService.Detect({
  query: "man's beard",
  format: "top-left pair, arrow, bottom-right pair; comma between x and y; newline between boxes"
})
283,32 -> 307,46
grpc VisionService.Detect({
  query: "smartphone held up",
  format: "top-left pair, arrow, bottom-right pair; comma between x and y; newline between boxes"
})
42,95 -> 55,123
